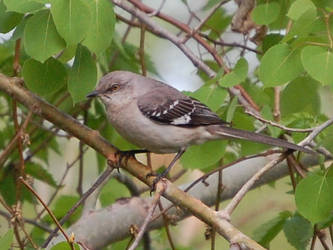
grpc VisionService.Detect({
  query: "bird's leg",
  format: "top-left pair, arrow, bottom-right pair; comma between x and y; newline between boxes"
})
115,149 -> 149,169
150,148 -> 186,192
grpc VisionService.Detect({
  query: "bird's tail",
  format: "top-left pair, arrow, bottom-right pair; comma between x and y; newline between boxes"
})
209,125 -> 313,154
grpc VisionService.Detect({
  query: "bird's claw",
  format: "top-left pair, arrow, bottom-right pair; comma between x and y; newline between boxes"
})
148,172 -> 167,195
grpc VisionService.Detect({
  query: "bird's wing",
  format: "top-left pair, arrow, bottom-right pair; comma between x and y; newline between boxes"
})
137,88 -> 226,127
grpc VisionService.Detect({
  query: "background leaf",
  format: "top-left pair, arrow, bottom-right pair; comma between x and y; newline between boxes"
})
3,0 -> 44,14
259,44 -> 303,87
301,46 -> 333,86
24,10 -> 66,62
0,229 -> 14,249
280,77 -> 320,117
189,84 -> 228,112
287,0 -> 316,20
0,1 -> 23,33
82,0 -> 116,55
253,211 -> 292,248
51,0 -> 91,45
68,45 -> 97,103
22,57 -> 67,96
283,214 -> 313,250
51,242 -> 80,250
252,2 -> 281,25
219,58 -> 248,87
295,167 -> 333,224
181,140 -> 227,169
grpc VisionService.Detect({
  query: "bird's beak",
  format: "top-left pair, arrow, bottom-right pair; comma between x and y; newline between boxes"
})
86,90 -> 100,98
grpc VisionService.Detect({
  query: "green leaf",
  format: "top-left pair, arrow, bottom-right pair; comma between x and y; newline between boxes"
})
100,179 -> 131,207
286,9 -> 317,39
68,44 -> 97,103
319,125 -> 333,153
49,195 -> 82,224
287,0 -> 316,20
253,211 -> 292,248
181,140 -> 227,169
262,34 -> 283,53
189,84 -> 227,112
295,167 -> 333,224
22,57 -> 67,96
301,46 -> 333,86
0,1 -> 23,33
219,58 -> 248,87
259,44 -> 304,87
3,0 -> 44,13
82,0 -> 115,55
26,162 -> 57,187
51,242 -> 80,250
0,229 -> 14,249
51,0 -> 91,45
281,77 -> 320,117
24,10 -> 66,62
283,214 -> 313,250
252,2 -> 281,25
203,9 -> 231,39
11,15 -> 29,40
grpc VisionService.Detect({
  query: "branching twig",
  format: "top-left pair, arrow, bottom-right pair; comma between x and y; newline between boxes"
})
0,111 -> 33,167
245,110 -> 314,133
43,166 -> 115,247
273,87 -> 281,122
220,153 -> 289,218
19,177 -> 74,250
128,182 -> 165,250
200,33 -> 262,54
182,0 -> 229,43
299,117 -> 333,146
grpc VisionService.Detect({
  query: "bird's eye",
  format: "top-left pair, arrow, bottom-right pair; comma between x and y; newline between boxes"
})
107,84 -> 120,92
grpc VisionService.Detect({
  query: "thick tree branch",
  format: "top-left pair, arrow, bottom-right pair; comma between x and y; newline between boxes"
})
49,154 -> 320,249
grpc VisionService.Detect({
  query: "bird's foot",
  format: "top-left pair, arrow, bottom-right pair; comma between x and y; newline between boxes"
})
147,171 -> 168,195
114,149 -> 149,169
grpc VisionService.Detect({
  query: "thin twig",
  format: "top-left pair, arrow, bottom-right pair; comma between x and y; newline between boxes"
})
147,0 -> 166,17
211,170 -> 223,250
158,201 -> 175,250
310,229 -> 316,250
245,110 -> 314,133
273,86 -> 281,122
0,210 -> 53,233
128,182 -> 165,250
0,111 -> 33,167
200,33 -> 262,54
77,110 -> 88,197
221,153 -> 289,217
182,0 -> 229,43
299,117 -> 333,146
184,150 -> 282,193
19,177 -> 74,250
43,166 -> 115,248
286,158 -> 297,191
287,155 -> 307,178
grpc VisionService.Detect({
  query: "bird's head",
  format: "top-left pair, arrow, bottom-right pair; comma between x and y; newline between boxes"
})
87,71 -> 140,107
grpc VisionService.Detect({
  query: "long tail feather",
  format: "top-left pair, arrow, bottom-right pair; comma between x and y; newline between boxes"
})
211,126 -> 313,154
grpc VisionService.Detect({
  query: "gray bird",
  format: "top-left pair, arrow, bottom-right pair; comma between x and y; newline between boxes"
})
87,71 -> 312,182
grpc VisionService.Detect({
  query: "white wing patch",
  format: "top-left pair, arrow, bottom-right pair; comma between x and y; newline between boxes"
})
171,114 -> 191,125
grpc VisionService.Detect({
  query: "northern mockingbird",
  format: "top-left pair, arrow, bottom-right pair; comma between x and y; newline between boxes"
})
87,71 -> 312,181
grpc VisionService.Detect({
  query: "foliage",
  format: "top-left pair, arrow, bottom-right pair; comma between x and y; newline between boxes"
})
0,0 -> 332,249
